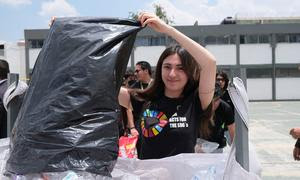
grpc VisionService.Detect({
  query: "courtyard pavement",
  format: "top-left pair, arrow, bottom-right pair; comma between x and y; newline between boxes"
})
249,101 -> 300,180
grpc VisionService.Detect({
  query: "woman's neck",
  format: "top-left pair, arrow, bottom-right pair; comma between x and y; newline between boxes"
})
164,89 -> 183,98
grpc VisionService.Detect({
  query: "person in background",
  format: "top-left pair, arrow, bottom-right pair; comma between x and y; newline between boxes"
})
290,127 -> 300,161
130,61 -> 153,90
119,12 -> 216,159
122,70 -> 136,88
216,71 -> 235,144
202,83 -> 235,153
118,70 -> 137,137
0,59 -> 10,138
126,62 -> 153,136
216,71 -> 234,111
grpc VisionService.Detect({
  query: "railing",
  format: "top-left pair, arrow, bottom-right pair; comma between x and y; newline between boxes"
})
6,73 -> 20,137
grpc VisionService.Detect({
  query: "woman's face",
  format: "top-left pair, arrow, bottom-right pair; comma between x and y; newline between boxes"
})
161,54 -> 188,97
216,75 -> 225,89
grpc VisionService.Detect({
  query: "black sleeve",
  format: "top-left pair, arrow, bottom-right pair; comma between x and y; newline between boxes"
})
0,101 -> 7,138
220,100 -> 235,126
296,139 -> 300,148
221,90 -> 235,114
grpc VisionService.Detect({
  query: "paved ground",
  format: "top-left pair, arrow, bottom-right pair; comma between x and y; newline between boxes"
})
249,101 -> 300,180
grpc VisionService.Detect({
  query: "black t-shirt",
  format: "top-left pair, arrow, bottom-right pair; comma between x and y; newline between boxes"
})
0,81 -> 7,138
0,99 -> 7,138
131,90 -> 203,159
207,99 -> 234,148
221,90 -> 234,113
296,139 -> 300,148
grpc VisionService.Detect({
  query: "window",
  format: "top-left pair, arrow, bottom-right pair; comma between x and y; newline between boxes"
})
258,35 -> 270,43
135,37 -> 149,46
29,39 -> 44,48
240,34 -> 270,44
149,36 -> 166,46
204,36 -> 217,45
276,67 -> 300,77
190,37 -> 199,43
276,34 -> 300,43
240,35 -> 245,44
217,36 -> 229,44
229,35 -> 236,44
276,34 -> 289,43
246,35 -> 258,44
289,34 -> 300,43
247,68 -> 272,78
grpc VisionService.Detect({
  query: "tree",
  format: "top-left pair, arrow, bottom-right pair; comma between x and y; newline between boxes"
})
128,11 -> 139,21
153,3 -> 174,25
128,4 -> 174,25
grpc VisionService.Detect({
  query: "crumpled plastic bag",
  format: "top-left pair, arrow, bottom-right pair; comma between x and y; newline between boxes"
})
194,138 -> 219,153
5,17 -> 142,177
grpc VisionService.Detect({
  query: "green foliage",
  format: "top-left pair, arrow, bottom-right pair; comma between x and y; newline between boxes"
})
128,3 -> 174,25
153,3 -> 174,25
128,11 -> 139,21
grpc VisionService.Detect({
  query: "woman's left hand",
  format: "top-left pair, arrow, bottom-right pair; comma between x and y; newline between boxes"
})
138,12 -> 172,34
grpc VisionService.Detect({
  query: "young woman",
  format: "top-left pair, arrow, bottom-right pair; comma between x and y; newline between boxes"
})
119,12 -> 216,159
216,71 -> 234,112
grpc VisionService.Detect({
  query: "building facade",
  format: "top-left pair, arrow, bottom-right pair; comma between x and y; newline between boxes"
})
0,41 -> 26,81
24,21 -> 300,101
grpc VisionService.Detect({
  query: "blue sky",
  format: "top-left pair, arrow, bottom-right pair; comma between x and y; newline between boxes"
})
1,0 -> 300,42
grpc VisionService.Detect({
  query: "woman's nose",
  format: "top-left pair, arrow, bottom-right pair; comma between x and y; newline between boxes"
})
169,68 -> 176,77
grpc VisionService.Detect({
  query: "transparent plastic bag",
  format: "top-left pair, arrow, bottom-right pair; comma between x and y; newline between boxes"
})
194,138 -> 219,153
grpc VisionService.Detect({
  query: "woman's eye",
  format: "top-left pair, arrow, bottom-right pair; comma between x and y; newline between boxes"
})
177,66 -> 184,71
163,65 -> 171,70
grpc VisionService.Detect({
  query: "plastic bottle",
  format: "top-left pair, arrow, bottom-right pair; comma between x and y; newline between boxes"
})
206,166 -> 216,180
191,166 -> 216,180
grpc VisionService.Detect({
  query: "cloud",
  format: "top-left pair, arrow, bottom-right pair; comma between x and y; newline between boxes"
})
0,0 -> 31,6
150,0 -> 300,25
39,0 -> 79,17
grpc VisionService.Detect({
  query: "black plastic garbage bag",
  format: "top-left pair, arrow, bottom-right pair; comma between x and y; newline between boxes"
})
5,17 -> 142,177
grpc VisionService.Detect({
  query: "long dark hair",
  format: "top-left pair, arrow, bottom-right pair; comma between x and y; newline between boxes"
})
136,44 -> 199,100
134,44 -> 213,138
0,59 -> 10,80
216,70 -> 229,90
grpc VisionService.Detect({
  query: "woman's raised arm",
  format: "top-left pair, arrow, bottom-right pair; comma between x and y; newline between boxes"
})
139,13 -> 216,110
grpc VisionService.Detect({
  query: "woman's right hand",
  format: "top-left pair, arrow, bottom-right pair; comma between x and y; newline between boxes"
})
130,128 -> 139,137
290,128 -> 300,139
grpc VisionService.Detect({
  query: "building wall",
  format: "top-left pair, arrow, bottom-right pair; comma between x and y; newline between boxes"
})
3,42 -> 27,81
29,48 -> 42,69
276,77 -> 300,99
247,78 -> 272,100
276,43 -> 300,63
134,46 -> 166,66
240,44 -> 272,64
206,45 -> 236,65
